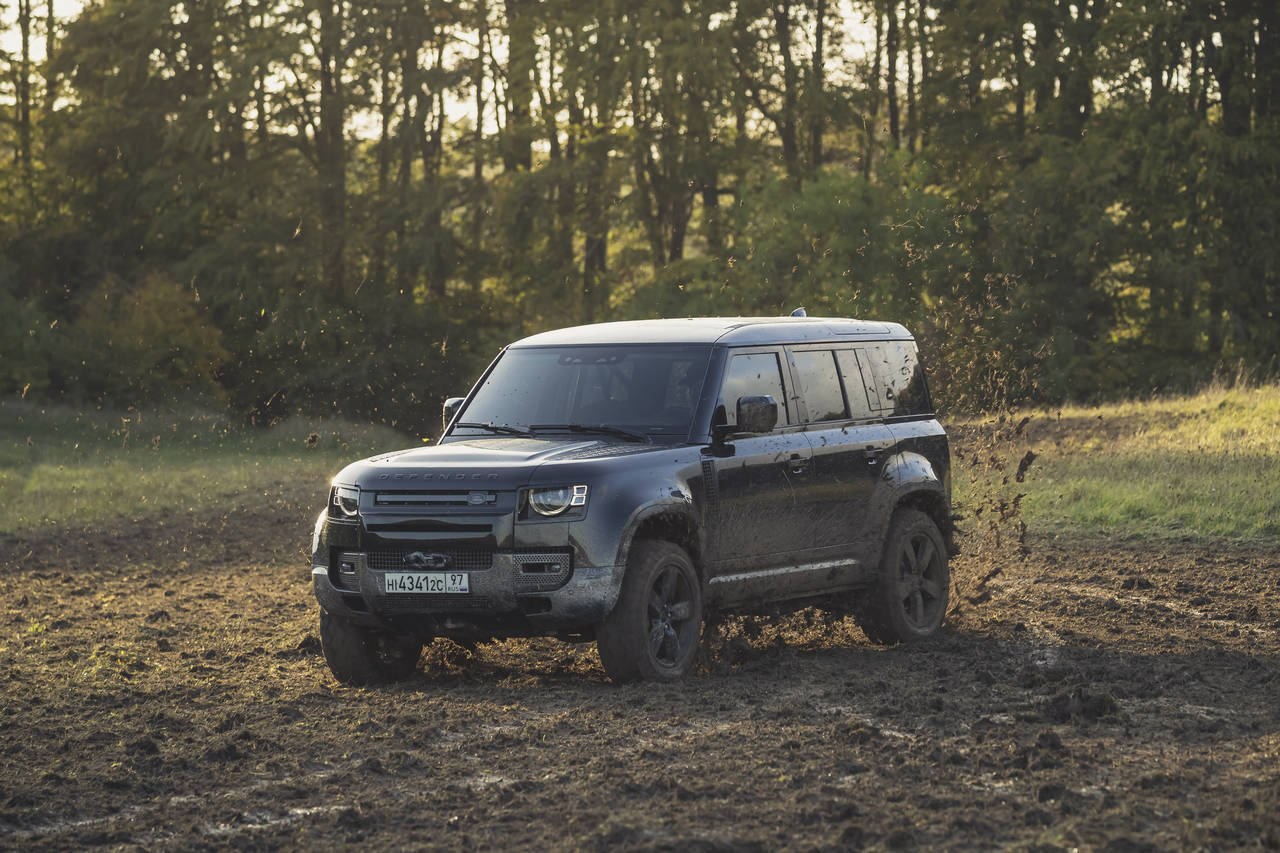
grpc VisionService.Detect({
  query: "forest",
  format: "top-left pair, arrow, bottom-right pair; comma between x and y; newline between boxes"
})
1,0 -> 1277,430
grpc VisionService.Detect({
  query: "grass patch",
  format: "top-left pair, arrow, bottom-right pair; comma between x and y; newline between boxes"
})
953,384 -> 1280,545
7,385 -> 1278,544
0,399 -> 414,534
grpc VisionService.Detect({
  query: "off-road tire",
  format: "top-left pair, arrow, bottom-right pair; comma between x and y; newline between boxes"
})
856,509 -> 949,645
597,539 -> 703,683
318,608 -> 422,685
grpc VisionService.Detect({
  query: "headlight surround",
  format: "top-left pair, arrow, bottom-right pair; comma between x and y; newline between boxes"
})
331,485 -> 360,518
526,485 -> 589,518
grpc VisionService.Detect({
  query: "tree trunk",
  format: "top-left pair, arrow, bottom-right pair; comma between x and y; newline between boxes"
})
1259,1 -> 1278,122
471,0 -> 488,290
316,0 -> 348,299
370,53 -> 394,294
535,34 -> 575,284
503,0 -> 534,172
808,0 -> 826,168
1014,0 -> 1026,137
773,1 -> 800,181
865,0 -> 884,178
905,0 -> 916,151
17,0 -> 33,173
581,124 -> 609,324
914,0 -> 928,149
886,0 -> 900,149
1029,2 -> 1057,116
393,63 -> 417,299
44,0 -> 55,114
1207,0 -> 1252,139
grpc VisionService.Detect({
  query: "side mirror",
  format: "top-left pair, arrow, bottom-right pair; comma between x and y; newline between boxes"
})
736,395 -> 778,434
442,397 -> 465,431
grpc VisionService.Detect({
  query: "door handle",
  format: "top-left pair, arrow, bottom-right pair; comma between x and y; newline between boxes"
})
787,453 -> 810,475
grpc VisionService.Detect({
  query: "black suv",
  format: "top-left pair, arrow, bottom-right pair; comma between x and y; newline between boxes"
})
311,316 -> 953,684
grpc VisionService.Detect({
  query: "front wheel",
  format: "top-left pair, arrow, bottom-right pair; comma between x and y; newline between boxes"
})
596,540 -> 703,683
856,508 -> 950,645
318,609 -> 423,685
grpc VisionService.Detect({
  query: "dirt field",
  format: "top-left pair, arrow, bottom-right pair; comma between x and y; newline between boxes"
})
2,477 -> 1278,851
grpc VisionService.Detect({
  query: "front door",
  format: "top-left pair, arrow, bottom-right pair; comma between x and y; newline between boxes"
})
705,349 -> 817,604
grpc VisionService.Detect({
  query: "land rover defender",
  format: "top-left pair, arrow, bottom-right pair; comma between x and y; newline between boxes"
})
311,316 -> 952,683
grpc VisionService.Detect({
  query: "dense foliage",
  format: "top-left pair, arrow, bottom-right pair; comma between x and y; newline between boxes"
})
1,0 -> 1276,428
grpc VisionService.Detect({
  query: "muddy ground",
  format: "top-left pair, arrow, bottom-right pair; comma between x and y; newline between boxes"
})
1,477 -> 1278,851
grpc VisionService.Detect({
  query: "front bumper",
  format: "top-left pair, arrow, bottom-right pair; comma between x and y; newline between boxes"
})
312,551 -> 623,636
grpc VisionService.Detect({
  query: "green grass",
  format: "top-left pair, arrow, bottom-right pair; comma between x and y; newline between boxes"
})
0,400 -> 415,534
7,385 -> 1279,544
954,384 -> 1280,545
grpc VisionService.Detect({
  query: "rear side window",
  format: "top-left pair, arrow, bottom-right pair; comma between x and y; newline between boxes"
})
867,342 -> 932,415
791,350 -> 848,422
835,350 -> 877,417
718,352 -> 790,428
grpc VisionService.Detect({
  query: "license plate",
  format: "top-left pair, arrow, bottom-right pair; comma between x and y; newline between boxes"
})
383,572 -> 470,594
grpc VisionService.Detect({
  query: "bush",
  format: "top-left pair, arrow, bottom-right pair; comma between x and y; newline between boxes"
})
66,273 -> 231,404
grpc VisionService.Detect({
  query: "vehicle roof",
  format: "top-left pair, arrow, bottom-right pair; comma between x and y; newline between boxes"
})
509,317 -> 911,348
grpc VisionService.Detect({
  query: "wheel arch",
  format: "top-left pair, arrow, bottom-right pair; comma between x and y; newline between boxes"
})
616,503 -> 705,581
894,489 -> 956,555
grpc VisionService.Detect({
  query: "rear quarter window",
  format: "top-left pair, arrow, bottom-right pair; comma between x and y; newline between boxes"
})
835,350 -> 877,418
867,341 -> 932,416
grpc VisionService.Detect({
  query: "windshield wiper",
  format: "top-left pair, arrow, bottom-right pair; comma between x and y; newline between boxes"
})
528,423 -> 652,443
453,422 -> 533,437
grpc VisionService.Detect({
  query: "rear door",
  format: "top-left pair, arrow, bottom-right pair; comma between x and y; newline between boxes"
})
785,346 -> 895,586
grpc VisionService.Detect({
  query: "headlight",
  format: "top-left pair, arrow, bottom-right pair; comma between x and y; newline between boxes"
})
527,485 -> 589,517
332,485 -> 360,517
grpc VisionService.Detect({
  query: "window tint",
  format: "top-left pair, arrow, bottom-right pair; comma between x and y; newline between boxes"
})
836,350 -> 876,417
792,350 -> 848,422
718,352 -> 789,428
866,342 -> 932,415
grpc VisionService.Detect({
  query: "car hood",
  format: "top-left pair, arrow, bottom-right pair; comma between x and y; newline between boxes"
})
333,437 -> 660,491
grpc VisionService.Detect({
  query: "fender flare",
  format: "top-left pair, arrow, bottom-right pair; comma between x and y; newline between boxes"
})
614,497 -> 704,578
867,450 -> 949,547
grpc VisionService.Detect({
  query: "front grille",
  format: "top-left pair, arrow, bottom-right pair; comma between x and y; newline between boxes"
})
513,551 -> 572,592
381,595 -> 493,613
367,550 -> 494,573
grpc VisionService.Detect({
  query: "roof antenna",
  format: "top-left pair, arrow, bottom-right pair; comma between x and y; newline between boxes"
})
790,306 -> 807,317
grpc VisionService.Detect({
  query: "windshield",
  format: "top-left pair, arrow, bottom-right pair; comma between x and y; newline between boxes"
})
455,345 -> 712,439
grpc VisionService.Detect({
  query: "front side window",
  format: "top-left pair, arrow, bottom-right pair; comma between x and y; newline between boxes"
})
456,345 -> 711,437
717,351 -> 790,428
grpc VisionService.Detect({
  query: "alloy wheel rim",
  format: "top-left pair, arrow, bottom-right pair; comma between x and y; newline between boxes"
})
646,565 -> 696,667
895,532 -> 945,630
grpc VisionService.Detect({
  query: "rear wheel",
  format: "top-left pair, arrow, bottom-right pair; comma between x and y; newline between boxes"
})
318,609 -> 423,685
597,540 -> 703,683
856,509 -> 949,645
